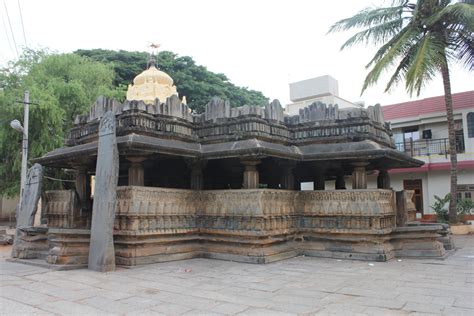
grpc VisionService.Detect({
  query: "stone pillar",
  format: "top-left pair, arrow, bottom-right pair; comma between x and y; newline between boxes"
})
88,111 -> 118,272
127,157 -> 145,186
395,191 -> 408,227
314,173 -> 325,190
335,175 -> 346,190
242,160 -> 260,189
377,170 -> 391,189
12,164 -> 44,258
186,159 -> 207,190
351,161 -> 369,189
75,166 -> 91,210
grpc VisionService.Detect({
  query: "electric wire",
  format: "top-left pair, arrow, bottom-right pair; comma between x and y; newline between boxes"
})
44,176 -> 75,183
1,5 -> 15,59
17,0 -> 26,47
3,1 -> 19,59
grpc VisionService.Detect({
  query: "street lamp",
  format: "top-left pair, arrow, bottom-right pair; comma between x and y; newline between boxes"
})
10,91 -> 29,208
10,119 -> 24,133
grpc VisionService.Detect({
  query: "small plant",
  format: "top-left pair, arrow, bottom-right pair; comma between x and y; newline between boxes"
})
457,199 -> 474,219
431,194 -> 474,223
431,194 -> 450,223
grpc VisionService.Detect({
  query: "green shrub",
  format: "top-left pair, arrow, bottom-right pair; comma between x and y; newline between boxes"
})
431,194 -> 474,223
431,194 -> 450,223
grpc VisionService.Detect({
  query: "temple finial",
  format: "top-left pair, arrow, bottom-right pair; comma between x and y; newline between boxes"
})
147,42 -> 161,69
148,55 -> 156,69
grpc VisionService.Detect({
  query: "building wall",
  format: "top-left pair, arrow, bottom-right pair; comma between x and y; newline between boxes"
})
289,75 -> 339,102
285,75 -> 360,116
461,108 -> 474,153
0,195 -> 19,221
368,169 -> 474,215
286,95 -> 356,116
380,96 -> 474,218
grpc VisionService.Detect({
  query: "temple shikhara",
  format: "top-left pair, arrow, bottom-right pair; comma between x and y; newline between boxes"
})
11,56 -> 453,271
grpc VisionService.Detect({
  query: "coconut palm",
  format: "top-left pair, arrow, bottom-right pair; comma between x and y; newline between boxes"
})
329,0 -> 474,223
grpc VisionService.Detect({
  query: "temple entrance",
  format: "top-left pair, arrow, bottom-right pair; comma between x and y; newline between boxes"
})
403,179 -> 423,216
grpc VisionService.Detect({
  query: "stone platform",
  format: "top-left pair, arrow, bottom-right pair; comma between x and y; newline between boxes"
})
15,187 -> 446,268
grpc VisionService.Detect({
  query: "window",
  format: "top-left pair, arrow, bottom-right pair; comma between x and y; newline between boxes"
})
403,127 -> 420,141
468,112 -> 474,138
457,184 -> 474,201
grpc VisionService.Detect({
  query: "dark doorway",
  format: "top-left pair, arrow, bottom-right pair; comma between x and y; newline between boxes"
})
403,179 -> 424,216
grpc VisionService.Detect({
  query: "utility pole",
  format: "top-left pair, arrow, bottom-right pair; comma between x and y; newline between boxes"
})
20,90 -> 29,207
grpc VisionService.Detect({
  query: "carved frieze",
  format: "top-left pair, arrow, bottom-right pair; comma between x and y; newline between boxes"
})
45,187 -> 396,235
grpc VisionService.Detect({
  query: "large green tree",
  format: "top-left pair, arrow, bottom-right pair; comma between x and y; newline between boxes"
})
0,49 -> 119,196
75,49 -> 269,112
329,0 -> 474,223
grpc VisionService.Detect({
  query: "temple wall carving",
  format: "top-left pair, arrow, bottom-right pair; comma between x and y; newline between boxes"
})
35,187 -> 445,266
39,187 -> 397,235
115,186 -> 198,232
297,190 -> 396,232
43,190 -> 85,229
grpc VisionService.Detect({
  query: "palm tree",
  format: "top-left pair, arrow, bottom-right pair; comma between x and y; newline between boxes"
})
329,0 -> 474,223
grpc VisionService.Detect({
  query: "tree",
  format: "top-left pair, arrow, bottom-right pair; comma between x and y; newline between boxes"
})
0,49 -> 119,196
329,0 -> 474,223
75,49 -> 269,113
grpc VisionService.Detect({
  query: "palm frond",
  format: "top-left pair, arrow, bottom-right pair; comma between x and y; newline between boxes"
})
384,43 -> 420,92
449,28 -> 474,70
361,26 -> 419,94
328,5 -> 405,34
340,18 -> 407,49
405,34 -> 445,96
424,3 -> 474,29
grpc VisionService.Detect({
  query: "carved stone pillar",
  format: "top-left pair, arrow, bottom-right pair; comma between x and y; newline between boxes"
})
351,161 -> 369,189
127,157 -> 146,186
75,166 -> 91,210
186,159 -> 207,190
335,175 -> 346,190
314,173 -> 325,190
395,191 -> 408,227
377,170 -> 391,189
242,160 -> 260,189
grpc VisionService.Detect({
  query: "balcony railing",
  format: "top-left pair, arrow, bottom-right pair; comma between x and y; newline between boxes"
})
395,135 -> 465,158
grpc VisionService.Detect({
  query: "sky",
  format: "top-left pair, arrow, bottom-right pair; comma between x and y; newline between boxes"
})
1,0 -> 473,107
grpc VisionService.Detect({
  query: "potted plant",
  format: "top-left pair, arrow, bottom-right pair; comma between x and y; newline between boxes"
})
431,194 -> 474,234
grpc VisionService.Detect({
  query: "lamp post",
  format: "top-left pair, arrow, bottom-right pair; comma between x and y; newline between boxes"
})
10,90 -> 29,207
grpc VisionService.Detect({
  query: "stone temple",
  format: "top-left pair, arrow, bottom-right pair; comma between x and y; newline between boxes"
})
11,57 -> 452,271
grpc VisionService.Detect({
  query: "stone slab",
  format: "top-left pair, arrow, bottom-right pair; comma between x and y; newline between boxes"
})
88,111 -> 119,272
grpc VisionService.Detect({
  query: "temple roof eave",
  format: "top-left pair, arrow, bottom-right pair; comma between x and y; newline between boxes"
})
33,134 -> 423,170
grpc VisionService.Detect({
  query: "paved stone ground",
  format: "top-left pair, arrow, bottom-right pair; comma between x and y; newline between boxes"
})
0,236 -> 473,316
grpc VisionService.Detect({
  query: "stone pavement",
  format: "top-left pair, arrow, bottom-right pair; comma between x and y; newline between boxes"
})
0,236 -> 473,316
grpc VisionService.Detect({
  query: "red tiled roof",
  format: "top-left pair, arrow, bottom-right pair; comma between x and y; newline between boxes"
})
388,160 -> 474,174
382,90 -> 474,120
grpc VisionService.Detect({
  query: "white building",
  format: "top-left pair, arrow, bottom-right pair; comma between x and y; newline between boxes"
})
285,75 -> 361,116
368,91 -> 474,218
